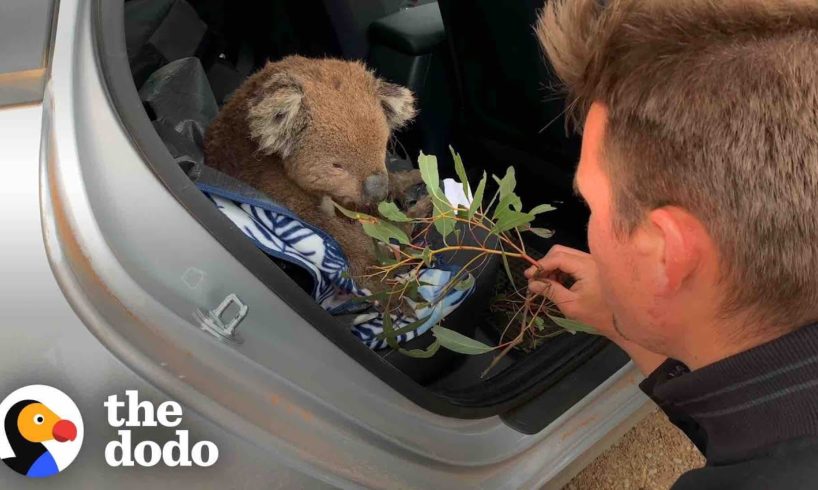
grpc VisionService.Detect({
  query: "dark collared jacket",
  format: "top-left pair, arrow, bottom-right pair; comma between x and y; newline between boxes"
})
641,323 -> 818,489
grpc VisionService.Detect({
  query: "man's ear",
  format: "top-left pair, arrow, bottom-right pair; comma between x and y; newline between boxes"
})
247,72 -> 309,159
645,207 -> 706,294
377,81 -> 416,130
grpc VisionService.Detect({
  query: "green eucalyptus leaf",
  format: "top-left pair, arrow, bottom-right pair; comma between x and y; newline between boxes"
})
399,340 -> 441,358
430,194 -> 456,240
496,167 -> 517,200
376,316 -> 428,340
333,202 -> 376,222
433,326 -> 496,355
468,172 -> 487,219
402,281 -> 421,302
493,193 -> 523,219
421,247 -> 434,267
530,203 -> 556,215
404,248 -> 425,258
381,312 -> 400,349
362,220 -> 410,245
450,146 -> 471,198
418,152 -> 441,197
433,215 -> 456,241
378,256 -> 399,266
419,152 -> 458,241
492,204 -> 512,225
494,211 -> 535,234
487,167 -> 519,218
455,274 -> 475,291
528,227 -> 555,239
378,201 -> 411,222
547,315 -> 598,335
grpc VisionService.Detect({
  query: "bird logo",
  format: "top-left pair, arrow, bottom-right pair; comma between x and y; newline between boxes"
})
0,385 -> 83,478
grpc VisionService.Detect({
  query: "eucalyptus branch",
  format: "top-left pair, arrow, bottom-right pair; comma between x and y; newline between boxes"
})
336,149 -> 596,375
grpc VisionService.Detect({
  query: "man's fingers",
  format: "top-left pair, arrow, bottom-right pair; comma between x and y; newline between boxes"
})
525,246 -> 589,278
525,250 -> 590,280
528,280 -> 548,295
529,279 -> 574,306
548,244 -> 588,257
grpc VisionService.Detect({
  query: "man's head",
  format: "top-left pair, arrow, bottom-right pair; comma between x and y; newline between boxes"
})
538,0 -> 818,357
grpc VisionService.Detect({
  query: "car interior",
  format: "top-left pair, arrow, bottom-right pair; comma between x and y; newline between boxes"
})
111,0 -> 629,431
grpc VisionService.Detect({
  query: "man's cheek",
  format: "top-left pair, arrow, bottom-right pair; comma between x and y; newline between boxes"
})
596,260 -> 619,310
586,216 -> 604,256
595,237 -> 635,310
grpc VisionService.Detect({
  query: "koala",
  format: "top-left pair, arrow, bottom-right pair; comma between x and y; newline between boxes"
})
204,56 -> 430,291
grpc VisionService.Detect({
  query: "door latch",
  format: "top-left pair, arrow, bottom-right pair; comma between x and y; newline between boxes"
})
194,293 -> 247,343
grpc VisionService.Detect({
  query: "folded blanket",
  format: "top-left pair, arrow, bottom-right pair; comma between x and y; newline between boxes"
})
197,178 -> 474,350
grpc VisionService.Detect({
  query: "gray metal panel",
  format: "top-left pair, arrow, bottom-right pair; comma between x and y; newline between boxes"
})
0,103 -> 330,489
0,0 -> 56,105
0,0 -> 55,73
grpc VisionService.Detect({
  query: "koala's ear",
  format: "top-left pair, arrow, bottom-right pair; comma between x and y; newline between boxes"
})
377,81 -> 416,131
247,73 -> 309,158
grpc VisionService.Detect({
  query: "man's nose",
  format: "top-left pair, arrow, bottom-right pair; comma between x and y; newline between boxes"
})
364,173 -> 388,202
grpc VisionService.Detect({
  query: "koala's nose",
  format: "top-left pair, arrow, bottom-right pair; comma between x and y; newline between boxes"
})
364,173 -> 389,202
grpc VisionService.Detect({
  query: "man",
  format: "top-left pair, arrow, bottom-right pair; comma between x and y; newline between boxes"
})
527,0 -> 818,488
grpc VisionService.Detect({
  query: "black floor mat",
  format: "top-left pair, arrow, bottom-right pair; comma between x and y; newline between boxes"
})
482,243 -> 565,353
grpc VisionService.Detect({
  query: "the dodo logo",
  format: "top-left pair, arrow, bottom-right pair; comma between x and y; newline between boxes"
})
0,385 -> 83,478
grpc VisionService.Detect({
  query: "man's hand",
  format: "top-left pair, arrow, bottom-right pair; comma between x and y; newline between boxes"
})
524,245 -> 617,338
525,245 -> 667,375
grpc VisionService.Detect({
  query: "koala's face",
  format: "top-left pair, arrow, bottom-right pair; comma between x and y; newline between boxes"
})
247,57 -> 416,210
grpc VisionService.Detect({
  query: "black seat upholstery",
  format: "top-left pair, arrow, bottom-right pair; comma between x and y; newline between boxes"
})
437,0 -> 581,187
368,1 -> 445,56
321,0 -> 414,59
436,0 -> 589,248
367,3 -> 455,170
125,0 -> 211,88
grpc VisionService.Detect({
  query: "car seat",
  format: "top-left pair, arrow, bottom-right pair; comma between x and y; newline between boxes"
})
437,0 -> 581,171
436,0 -> 589,249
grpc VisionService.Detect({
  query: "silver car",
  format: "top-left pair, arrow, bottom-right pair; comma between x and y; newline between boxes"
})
0,0 -> 649,487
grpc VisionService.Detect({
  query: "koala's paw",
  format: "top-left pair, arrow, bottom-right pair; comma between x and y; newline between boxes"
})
406,194 -> 433,219
388,169 -> 423,197
389,169 -> 428,214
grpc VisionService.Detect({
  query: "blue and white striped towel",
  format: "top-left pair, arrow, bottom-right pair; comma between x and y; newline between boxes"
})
198,183 -> 474,349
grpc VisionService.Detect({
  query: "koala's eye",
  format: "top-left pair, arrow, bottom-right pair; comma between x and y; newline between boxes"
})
332,162 -> 344,170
